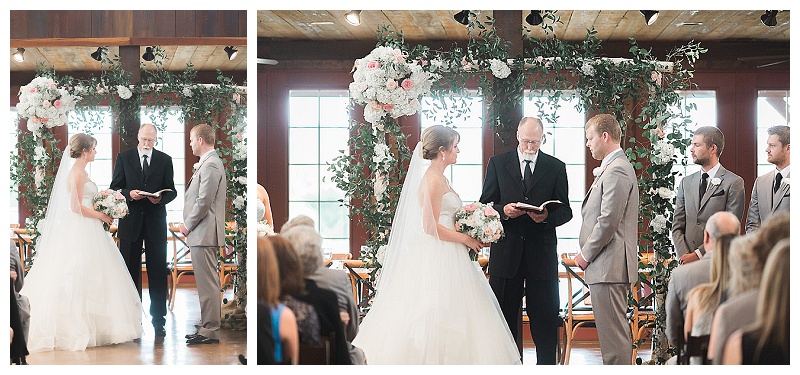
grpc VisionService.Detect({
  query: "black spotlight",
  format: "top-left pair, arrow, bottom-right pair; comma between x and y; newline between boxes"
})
224,46 -> 238,60
454,10 -> 470,25
142,46 -> 155,62
761,10 -> 778,27
13,48 -> 25,62
90,47 -> 104,61
640,10 -> 659,26
526,10 -> 543,26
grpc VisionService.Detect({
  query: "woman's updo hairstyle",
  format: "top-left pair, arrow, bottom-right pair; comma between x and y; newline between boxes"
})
69,133 -> 97,159
421,125 -> 460,160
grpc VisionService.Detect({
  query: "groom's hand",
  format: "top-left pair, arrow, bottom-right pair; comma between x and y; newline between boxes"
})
180,223 -> 190,236
574,253 -> 589,270
503,203 -> 525,219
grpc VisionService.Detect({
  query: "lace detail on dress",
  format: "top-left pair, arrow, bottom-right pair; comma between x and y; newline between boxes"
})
282,296 -> 321,345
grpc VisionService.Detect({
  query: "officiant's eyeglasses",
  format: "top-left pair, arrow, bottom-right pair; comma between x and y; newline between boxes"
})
519,139 -> 543,146
139,137 -> 157,145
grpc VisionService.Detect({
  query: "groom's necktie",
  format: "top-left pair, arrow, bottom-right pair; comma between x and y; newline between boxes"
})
699,172 -> 709,201
142,155 -> 149,178
774,172 -> 783,193
523,159 -> 533,190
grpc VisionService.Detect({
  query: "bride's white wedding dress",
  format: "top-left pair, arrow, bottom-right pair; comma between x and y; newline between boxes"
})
23,179 -> 144,352
353,189 -> 521,364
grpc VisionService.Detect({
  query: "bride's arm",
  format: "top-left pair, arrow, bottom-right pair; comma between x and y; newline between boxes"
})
424,177 -> 484,252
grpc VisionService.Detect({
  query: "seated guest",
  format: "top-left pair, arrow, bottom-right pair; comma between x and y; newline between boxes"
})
666,211 -> 740,350
257,237 -> 298,365
270,235 -> 352,365
10,244 -> 28,365
281,214 -> 315,234
682,234 -> 735,364
722,239 -> 789,365
282,225 -> 367,364
708,213 -> 790,364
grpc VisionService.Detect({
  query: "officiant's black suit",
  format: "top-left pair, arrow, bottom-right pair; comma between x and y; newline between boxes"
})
110,148 -> 177,329
479,150 -> 572,364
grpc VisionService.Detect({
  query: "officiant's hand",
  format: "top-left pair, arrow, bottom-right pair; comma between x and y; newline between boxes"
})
528,208 -> 548,223
130,190 -> 146,200
503,203 -> 525,219
147,195 -> 162,204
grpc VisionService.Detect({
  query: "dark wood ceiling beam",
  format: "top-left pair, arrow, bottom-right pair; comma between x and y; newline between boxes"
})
11,37 -> 246,48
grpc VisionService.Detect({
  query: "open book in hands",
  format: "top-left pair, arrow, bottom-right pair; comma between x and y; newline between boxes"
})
139,189 -> 173,198
515,200 -> 563,213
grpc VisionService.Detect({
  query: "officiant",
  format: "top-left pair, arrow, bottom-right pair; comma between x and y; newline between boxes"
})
479,117 -> 572,364
110,123 -> 177,337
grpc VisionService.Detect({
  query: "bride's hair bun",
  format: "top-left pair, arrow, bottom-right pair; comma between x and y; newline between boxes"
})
421,125 -> 460,160
69,133 -> 97,158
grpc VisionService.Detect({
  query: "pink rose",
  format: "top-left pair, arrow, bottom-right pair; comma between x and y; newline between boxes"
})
366,61 -> 380,70
484,228 -> 492,235
386,79 -> 398,90
409,98 -> 419,107
464,203 -> 477,212
655,126 -> 666,138
484,207 -> 497,217
393,49 -> 405,63
370,101 -> 382,111
420,59 -> 428,66
651,71 -> 662,86
382,103 -> 394,111
53,100 -> 62,109
42,100 -> 51,109
49,81 -> 57,89
28,87 -> 38,94
493,233 -> 501,241
401,79 -> 414,91
232,93 -> 240,103
39,118 -> 48,124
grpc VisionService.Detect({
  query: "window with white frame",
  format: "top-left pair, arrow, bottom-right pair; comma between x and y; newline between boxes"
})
669,90 -> 717,187
67,110 -> 115,191
421,95 -> 485,203
523,92 -> 586,254
141,108 -> 186,225
756,90 -> 790,176
288,90 -> 351,254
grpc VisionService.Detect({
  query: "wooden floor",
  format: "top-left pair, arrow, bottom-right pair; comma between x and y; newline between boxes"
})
22,286 -> 246,365
523,340 -> 653,365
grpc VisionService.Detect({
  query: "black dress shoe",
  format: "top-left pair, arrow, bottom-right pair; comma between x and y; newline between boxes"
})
186,334 -> 219,345
185,333 -> 199,339
154,326 -> 166,337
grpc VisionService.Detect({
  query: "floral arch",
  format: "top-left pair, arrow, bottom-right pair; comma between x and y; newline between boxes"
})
11,51 -> 247,327
329,14 -> 706,363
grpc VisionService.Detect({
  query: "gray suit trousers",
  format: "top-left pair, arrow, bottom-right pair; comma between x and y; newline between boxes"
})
590,282 -> 633,365
191,245 -> 221,339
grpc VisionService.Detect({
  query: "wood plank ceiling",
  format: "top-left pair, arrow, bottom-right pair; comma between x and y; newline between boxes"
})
258,10 -> 790,43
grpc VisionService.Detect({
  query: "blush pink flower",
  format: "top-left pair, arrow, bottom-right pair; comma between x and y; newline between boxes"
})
464,203 -> 477,212
370,101 -> 382,111
386,79 -> 398,90
484,207 -> 498,217
401,79 -> 414,91
409,98 -> 419,107
53,100 -> 62,109
651,71 -> 662,86
28,87 -> 38,94
42,100 -> 51,109
366,61 -> 380,70
382,103 -> 394,111
655,126 -> 666,138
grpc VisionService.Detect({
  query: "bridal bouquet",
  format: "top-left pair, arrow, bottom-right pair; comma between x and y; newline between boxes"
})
349,46 -> 438,126
454,202 -> 505,261
16,76 -> 80,134
92,189 -> 129,231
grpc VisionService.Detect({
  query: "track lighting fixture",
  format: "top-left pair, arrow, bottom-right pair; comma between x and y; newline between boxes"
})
640,11 -> 659,26
454,10 -> 470,26
525,11 -> 543,26
345,10 -> 362,26
761,10 -> 778,27
224,46 -> 238,60
13,48 -> 25,62
90,47 -> 104,62
142,46 -> 155,62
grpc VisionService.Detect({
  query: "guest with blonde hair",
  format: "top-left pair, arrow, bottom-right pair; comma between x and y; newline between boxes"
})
257,237 -> 298,364
722,239 -> 790,364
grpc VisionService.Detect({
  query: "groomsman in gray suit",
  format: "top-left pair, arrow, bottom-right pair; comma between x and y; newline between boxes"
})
181,123 -> 227,345
745,125 -> 790,233
574,114 -> 639,365
672,126 -> 745,265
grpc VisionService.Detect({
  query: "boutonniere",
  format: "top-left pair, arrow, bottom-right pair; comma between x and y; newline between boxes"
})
192,162 -> 200,173
593,167 -> 605,177
710,177 -> 722,186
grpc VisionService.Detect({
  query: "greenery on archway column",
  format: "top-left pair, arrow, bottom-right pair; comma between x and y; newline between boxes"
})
11,49 -> 248,327
330,13 -> 706,363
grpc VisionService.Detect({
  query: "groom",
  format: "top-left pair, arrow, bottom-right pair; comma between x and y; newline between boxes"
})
479,117 -> 572,364
181,123 -> 227,345
110,123 -> 177,336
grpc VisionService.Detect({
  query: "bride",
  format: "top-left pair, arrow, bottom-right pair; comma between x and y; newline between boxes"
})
352,125 -> 521,364
22,133 -> 143,352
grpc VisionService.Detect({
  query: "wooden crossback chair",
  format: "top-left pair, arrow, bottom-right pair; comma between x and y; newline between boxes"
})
559,253 -> 596,365
298,332 -> 337,365
219,221 -> 238,301
342,259 -> 375,318
168,222 -> 194,310
677,332 -> 711,365
630,255 -> 657,363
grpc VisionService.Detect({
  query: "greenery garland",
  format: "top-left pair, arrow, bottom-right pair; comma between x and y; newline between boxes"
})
330,12 -> 705,363
11,48 -> 248,328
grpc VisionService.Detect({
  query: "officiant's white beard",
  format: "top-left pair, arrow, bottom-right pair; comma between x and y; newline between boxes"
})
521,150 -> 537,160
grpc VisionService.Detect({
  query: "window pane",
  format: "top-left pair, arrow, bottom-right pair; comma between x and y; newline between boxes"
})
320,128 -> 349,163
670,90 -> 716,186
450,165 -> 483,203
289,165 -> 319,201
319,96 -> 350,127
319,202 -> 349,239
289,128 -> 320,164
756,90 -> 790,168
320,167 -> 346,202
289,95 -> 320,127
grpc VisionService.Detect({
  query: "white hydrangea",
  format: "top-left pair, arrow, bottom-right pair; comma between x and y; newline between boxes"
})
650,214 -> 668,233
182,87 -> 193,97
580,62 -> 595,76
372,143 -> 391,166
232,195 -> 245,210
489,59 -> 511,79
652,139 -> 676,165
116,85 -> 132,100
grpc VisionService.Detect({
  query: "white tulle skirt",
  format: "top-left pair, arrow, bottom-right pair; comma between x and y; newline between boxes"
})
22,214 -> 144,352
352,234 -> 521,365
